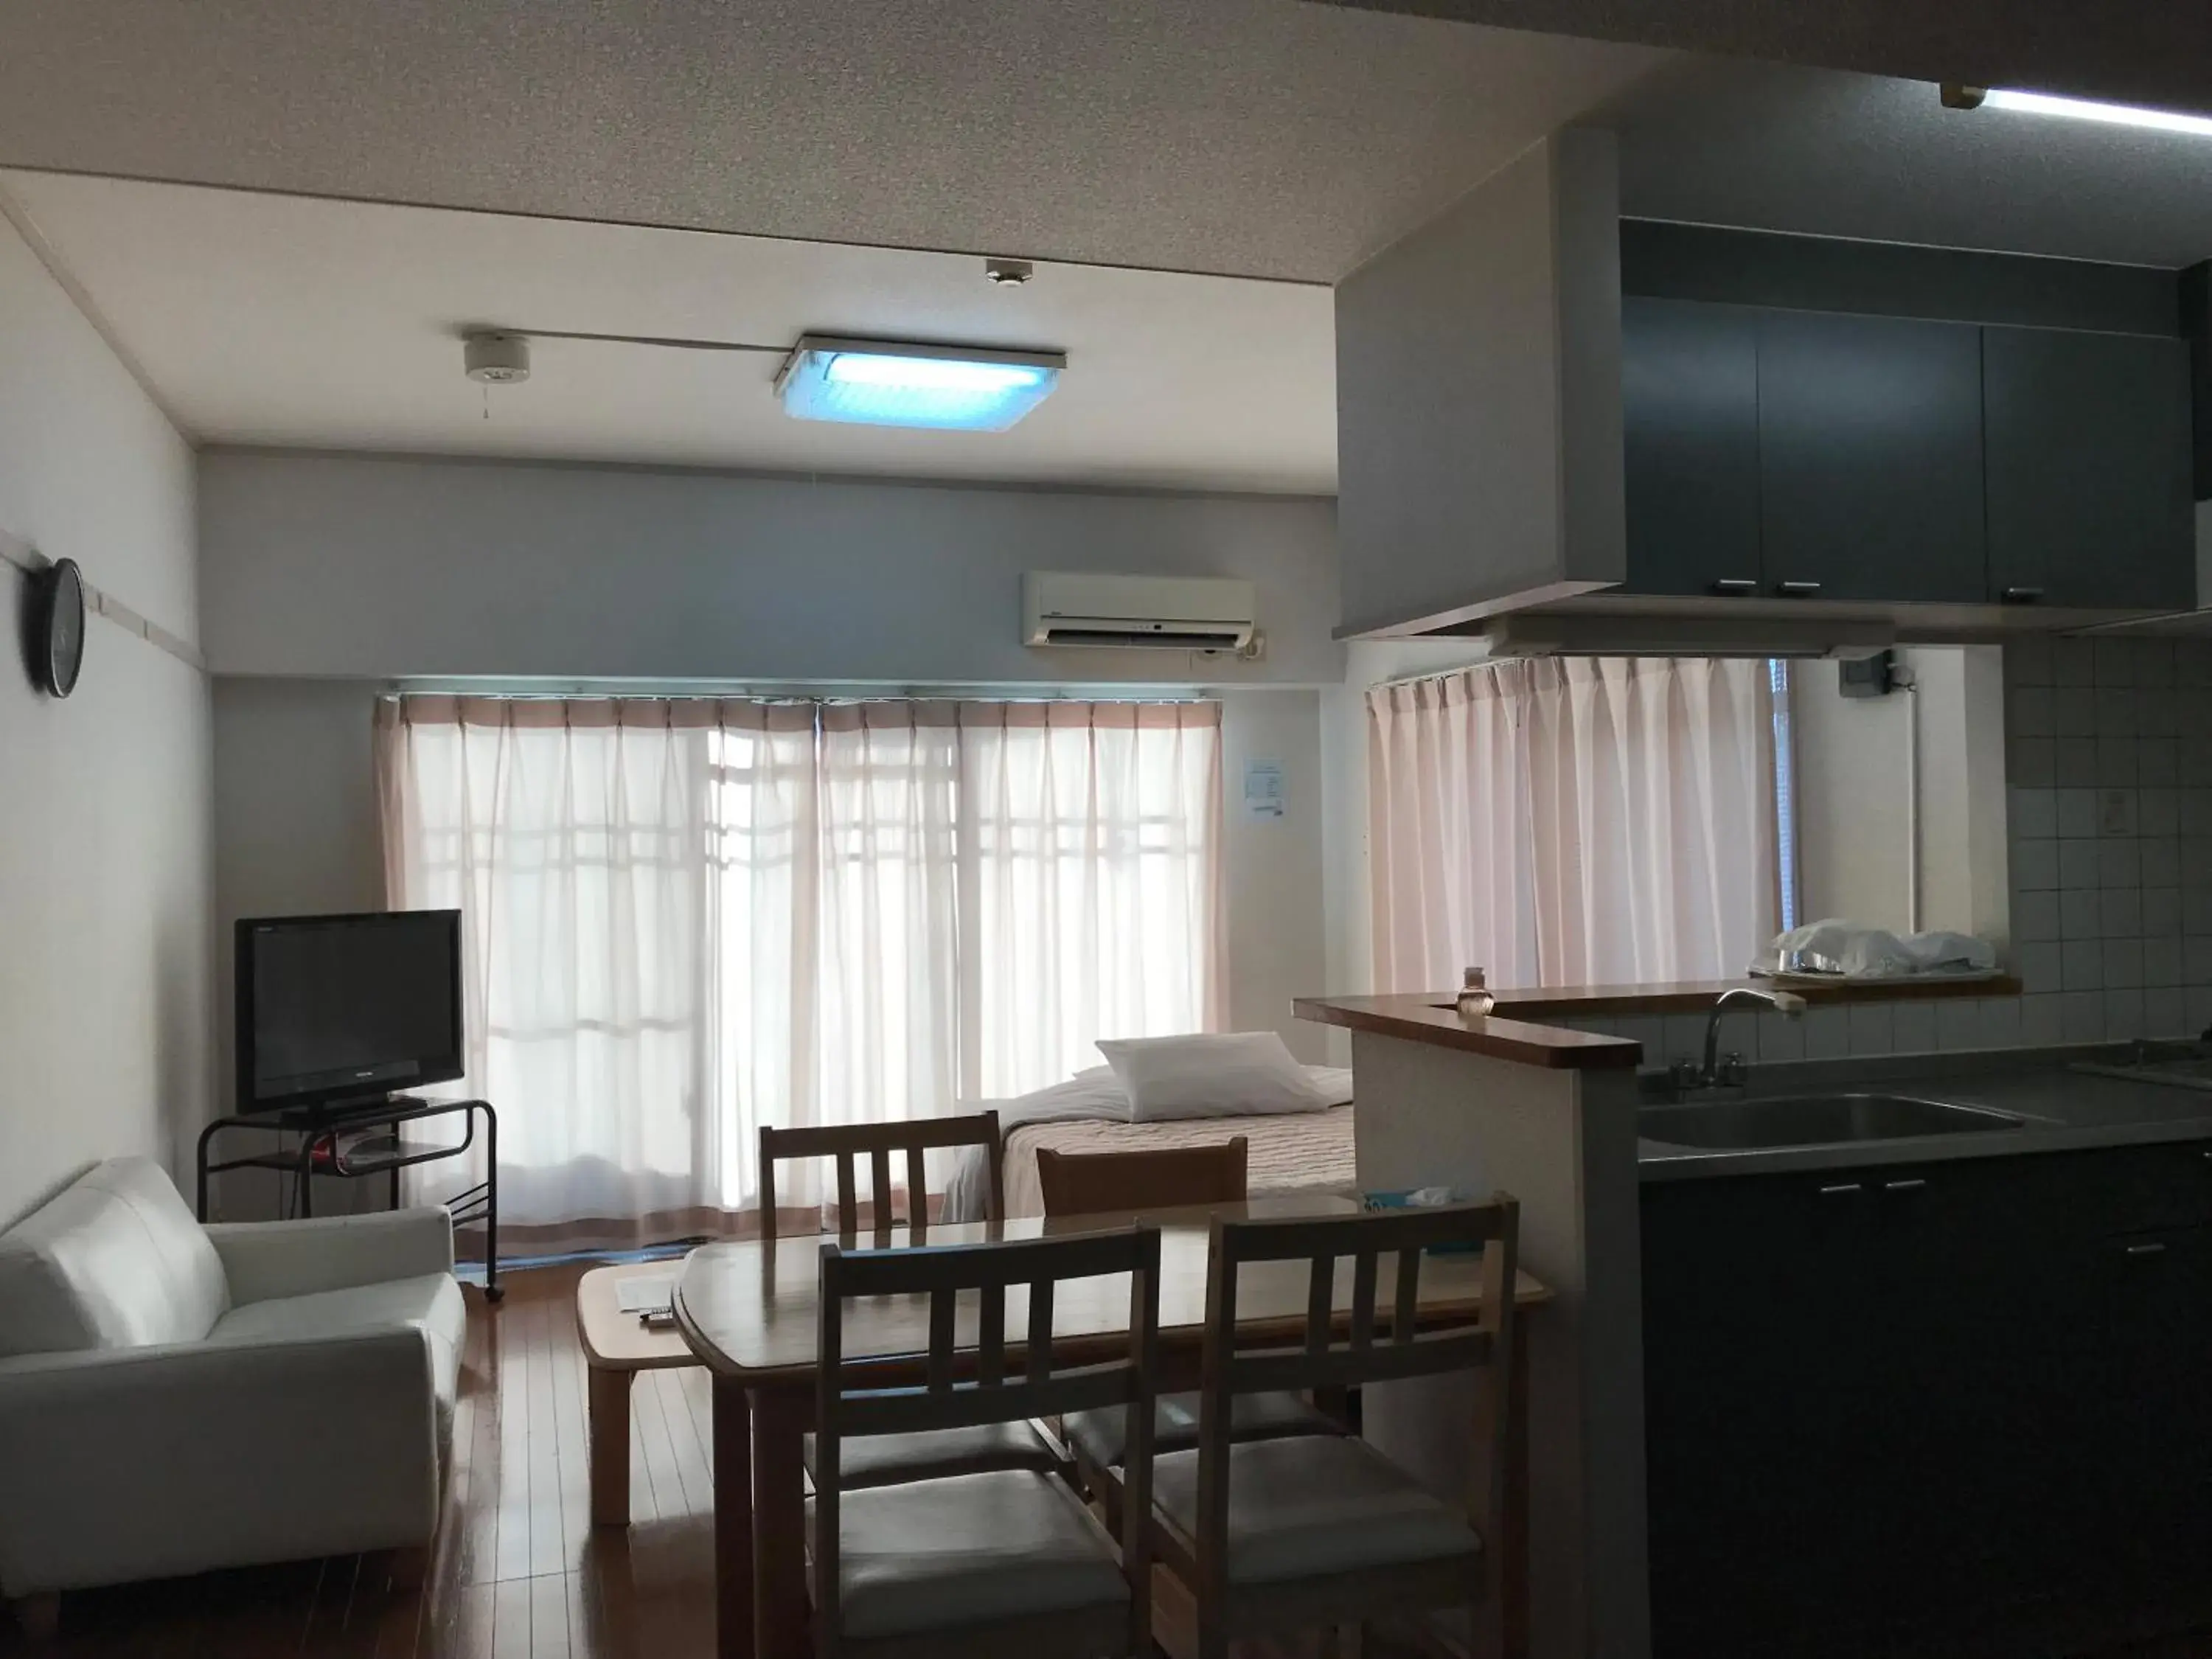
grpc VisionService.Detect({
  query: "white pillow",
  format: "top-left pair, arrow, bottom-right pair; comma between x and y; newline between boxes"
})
1093,1032 -> 1330,1122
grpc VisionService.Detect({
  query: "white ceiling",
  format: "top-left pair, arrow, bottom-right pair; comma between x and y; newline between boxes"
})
1,171 -> 1338,493
0,0 -> 1667,285
1608,61 -> 2212,269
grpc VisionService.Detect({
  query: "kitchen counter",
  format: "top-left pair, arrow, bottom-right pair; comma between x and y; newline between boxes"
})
1638,1052 -> 2212,1181
1293,992 -> 1641,1068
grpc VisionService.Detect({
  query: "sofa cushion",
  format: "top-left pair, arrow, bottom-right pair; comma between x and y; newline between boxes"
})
0,1158 -> 231,1359
207,1273 -> 467,1442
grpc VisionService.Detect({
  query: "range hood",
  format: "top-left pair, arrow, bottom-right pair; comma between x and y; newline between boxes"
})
1468,613 -> 1894,661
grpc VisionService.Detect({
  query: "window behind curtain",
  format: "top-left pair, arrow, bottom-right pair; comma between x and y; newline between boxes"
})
1366,657 -> 1781,992
376,695 -> 1222,1243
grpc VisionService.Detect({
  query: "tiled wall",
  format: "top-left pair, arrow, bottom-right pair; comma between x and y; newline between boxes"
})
1562,634 -> 2212,1069
2004,634 -> 2212,1047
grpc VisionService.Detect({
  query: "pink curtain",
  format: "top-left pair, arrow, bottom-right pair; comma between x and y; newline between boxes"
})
375,695 -> 1222,1245
1367,658 -> 1778,992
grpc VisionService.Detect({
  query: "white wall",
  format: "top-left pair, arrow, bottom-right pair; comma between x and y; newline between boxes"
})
1218,689 -> 1329,1060
0,207 -> 209,1227
198,450 -> 1340,686
199,451 -> 1344,1105
1333,129 -> 1624,637
1792,647 -> 2008,944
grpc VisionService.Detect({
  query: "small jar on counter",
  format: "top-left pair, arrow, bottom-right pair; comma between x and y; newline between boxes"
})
1455,967 -> 1495,1021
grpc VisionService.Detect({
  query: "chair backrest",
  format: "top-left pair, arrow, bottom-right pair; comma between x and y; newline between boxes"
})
1035,1137 -> 1249,1219
0,1158 -> 232,1357
758,1112 -> 1004,1241
1189,1197 -> 1520,1588
813,1225 -> 1161,1650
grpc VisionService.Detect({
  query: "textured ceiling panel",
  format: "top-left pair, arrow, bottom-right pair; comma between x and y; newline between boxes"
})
0,0 -> 1666,283
1609,61 -> 2212,270
0,172 -> 1338,490
1313,0 -> 2212,115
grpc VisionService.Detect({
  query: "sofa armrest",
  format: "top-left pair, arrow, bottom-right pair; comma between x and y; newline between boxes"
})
0,1329 -> 442,1594
206,1207 -> 455,1304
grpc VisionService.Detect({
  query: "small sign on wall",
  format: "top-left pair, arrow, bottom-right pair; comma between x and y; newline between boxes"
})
1242,759 -> 1285,821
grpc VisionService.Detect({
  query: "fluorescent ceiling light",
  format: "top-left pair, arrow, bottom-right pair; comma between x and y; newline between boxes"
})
775,335 -> 1065,431
1979,87 -> 2212,139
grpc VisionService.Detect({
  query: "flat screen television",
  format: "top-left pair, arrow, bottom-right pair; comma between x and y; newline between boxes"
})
234,910 -> 465,1114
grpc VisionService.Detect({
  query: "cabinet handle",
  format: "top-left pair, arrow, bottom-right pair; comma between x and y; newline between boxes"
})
2126,1241 -> 2169,1257
2001,586 -> 2045,605
1882,1178 -> 1928,1193
1818,1183 -> 1864,1196
1711,578 -> 1758,597
1776,580 -> 1823,599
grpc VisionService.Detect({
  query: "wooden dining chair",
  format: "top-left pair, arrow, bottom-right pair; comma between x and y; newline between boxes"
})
1035,1138 -> 1249,1217
812,1225 -> 1163,1659
1035,1139 -> 1342,1527
1147,1197 -> 1521,1659
759,1112 -> 1006,1241
761,1115 -> 1060,1490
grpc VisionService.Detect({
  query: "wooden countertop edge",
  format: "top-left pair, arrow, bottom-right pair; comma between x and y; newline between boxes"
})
1487,975 -> 2023,1016
1293,997 -> 1643,1068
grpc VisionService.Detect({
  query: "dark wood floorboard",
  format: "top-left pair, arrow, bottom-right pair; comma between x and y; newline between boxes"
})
6,1263 -> 2203,1658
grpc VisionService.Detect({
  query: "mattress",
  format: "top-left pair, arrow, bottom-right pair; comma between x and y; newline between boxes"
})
960,1102 -> 1357,1221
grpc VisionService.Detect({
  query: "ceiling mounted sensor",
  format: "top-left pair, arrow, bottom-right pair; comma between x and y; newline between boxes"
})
463,331 -> 531,384
1940,81 -> 2212,137
774,335 -> 1065,431
984,257 -> 1034,286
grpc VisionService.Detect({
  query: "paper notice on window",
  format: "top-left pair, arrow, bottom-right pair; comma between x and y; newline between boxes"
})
1243,759 -> 1285,821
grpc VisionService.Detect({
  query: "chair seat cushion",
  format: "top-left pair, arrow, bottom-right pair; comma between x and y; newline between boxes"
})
815,1468 -> 1129,1638
802,1418 -> 1060,1490
207,1273 -> 467,1442
1152,1435 -> 1483,1585
1065,1389 -> 1338,1470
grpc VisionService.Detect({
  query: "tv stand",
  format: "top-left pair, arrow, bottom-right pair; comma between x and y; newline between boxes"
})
195,1096 -> 501,1301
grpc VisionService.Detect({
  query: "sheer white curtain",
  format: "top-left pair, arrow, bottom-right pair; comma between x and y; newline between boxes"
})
1367,658 -> 1778,992
376,695 -> 1221,1245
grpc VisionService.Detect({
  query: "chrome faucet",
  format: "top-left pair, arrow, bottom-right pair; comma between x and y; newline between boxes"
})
1669,987 -> 1807,1092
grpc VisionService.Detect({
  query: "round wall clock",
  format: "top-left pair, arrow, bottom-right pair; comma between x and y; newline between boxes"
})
30,557 -> 86,698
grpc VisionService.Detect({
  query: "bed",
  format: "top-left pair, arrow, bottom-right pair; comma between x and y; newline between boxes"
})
942,1065 -> 1357,1222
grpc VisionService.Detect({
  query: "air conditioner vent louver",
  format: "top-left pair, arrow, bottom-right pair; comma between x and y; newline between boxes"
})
1037,625 -> 1250,650
1023,572 -> 1257,653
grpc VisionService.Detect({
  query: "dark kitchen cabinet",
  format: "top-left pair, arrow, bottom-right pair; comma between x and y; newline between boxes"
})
2100,1224 -> 2212,1577
1621,298 -> 1763,599
1983,325 -> 2197,611
1756,311 -> 1989,605
1643,1143 -> 2212,1659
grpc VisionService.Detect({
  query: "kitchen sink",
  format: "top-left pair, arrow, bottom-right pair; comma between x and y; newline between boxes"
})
1637,1093 -> 2027,1151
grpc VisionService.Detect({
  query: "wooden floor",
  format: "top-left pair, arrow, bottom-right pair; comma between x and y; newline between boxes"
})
6,1264 -> 2209,1659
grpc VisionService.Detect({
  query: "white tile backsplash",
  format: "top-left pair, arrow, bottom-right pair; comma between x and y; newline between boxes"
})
1936,998 -> 1983,1051
1889,1001 -> 1938,1054
1996,640 -> 2212,1050
1846,1003 -> 1893,1055
1755,1011 -> 1806,1063
1801,1006 -> 1851,1060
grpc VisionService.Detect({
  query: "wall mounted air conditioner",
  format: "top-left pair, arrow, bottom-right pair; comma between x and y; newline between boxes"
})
1023,572 -> 1257,651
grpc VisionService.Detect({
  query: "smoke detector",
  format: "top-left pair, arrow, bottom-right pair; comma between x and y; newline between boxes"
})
984,257 -> 1034,287
463,332 -> 531,384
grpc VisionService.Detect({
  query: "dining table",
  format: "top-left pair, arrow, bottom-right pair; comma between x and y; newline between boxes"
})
673,1192 -> 1551,1659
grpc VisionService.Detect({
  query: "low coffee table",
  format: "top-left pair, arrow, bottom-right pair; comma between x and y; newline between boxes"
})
574,1261 -> 700,1526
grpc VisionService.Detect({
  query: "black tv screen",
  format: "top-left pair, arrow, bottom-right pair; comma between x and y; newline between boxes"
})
235,911 -> 464,1113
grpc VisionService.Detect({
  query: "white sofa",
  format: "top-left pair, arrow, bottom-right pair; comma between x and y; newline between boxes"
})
0,1157 -> 466,1598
